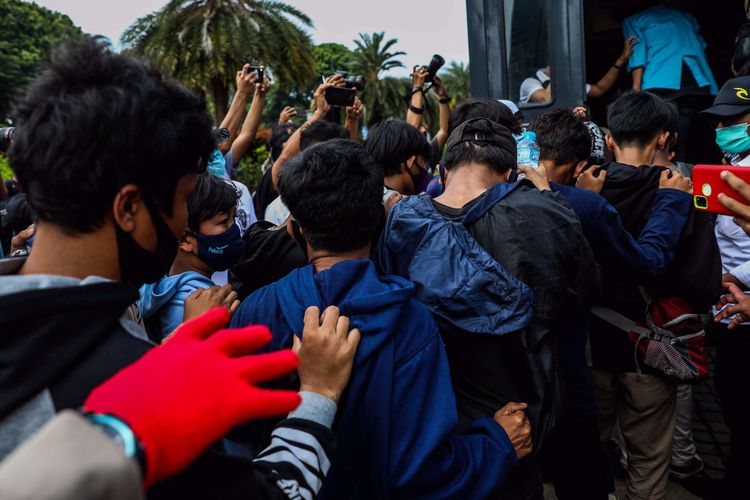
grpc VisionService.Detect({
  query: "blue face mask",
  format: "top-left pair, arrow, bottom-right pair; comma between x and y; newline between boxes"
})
196,223 -> 244,272
207,149 -> 227,178
715,123 -> 750,154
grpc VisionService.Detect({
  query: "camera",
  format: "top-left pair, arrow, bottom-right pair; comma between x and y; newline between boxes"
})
418,54 -> 445,83
0,127 -> 15,153
334,71 -> 366,91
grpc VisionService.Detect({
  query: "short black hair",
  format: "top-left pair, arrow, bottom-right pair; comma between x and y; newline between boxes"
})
187,173 -> 240,232
9,38 -> 213,234
269,123 -> 299,161
606,91 -> 670,148
664,100 -> 680,150
299,120 -> 349,151
278,139 -> 383,252
364,120 -> 431,176
449,98 -> 522,135
444,120 -> 517,174
530,109 -> 592,165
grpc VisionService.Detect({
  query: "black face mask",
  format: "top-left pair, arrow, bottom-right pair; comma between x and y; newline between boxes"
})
115,195 -> 178,287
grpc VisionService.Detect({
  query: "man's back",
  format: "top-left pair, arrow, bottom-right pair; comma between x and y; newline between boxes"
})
231,259 -> 518,499
591,161 -> 722,372
378,182 -> 597,498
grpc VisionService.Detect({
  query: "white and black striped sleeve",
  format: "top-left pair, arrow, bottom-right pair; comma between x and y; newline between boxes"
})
253,392 -> 337,500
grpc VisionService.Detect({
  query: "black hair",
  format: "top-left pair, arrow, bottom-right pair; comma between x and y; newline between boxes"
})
449,98 -> 523,135
663,100 -> 680,150
278,139 -> 383,252
530,109 -> 592,165
186,173 -> 240,233
269,123 -> 299,161
299,120 -> 349,151
364,120 -> 431,177
444,121 -> 517,174
9,38 -> 213,234
606,91 -> 670,148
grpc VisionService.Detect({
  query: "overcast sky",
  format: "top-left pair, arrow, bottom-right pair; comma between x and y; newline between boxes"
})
30,0 -> 469,77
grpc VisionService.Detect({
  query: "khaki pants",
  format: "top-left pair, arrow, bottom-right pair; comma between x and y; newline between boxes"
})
593,371 -> 677,500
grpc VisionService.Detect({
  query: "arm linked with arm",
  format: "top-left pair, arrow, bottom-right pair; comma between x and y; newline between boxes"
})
594,189 -> 692,280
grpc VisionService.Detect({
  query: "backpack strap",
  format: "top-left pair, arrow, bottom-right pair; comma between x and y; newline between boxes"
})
591,305 -> 651,375
591,306 -> 652,338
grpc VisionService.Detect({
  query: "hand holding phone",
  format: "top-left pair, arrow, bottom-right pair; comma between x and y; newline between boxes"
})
692,164 -> 750,216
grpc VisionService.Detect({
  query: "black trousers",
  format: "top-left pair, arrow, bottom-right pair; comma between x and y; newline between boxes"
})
714,323 -> 750,499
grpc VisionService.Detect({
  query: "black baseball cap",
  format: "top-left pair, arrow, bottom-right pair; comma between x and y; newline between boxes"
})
445,118 -> 517,157
700,76 -> 750,118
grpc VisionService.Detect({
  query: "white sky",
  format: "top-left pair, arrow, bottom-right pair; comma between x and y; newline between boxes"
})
29,0 -> 469,77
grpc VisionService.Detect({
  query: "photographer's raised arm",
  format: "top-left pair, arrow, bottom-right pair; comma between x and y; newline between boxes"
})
432,76 -> 450,150
406,67 -> 428,129
271,75 -> 344,189
229,75 -> 270,169
220,65 -> 258,151
345,97 -> 364,142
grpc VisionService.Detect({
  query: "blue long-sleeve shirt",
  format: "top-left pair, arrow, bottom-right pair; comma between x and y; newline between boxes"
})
623,6 -> 717,93
552,184 -> 692,280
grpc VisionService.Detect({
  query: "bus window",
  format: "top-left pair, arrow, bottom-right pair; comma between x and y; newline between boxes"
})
504,0 -> 551,107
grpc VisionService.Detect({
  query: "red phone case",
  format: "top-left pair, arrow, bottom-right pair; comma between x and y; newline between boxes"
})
692,164 -> 750,216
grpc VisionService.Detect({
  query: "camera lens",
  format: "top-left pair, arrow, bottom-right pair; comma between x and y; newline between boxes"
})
694,196 -> 708,209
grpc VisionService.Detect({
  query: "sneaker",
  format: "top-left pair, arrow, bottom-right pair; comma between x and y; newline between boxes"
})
670,456 -> 704,479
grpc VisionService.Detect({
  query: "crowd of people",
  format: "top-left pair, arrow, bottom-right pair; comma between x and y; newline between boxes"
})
3,4 -> 750,500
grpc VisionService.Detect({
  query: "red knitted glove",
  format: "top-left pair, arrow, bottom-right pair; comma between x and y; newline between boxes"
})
84,307 -> 300,487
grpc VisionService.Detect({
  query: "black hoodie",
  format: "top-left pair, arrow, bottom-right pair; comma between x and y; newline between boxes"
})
0,258 -> 334,500
589,161 -> 722,373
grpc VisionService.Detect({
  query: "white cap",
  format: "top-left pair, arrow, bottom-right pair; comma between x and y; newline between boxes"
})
497,99 -> 520,115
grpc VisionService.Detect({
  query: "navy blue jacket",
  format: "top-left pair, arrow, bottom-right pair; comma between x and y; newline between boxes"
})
552,183 -> 692,280
231,259 -> 518,499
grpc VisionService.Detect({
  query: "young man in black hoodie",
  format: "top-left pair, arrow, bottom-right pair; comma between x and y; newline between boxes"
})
589,91 -> 722,500
0,39 -> 357,499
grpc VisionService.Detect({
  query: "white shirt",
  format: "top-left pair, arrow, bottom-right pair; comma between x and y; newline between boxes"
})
264,196 -> 290,226
713,154 -> 750,325
519,69 -> 591,104
716,155 -> 750,276
230,180 -> 257,235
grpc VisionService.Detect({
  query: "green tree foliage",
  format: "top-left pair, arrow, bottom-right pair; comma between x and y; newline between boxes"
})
262,42 -> 354,124
0,0 -> 82,121
351,32 -> 407,126
442,61 -> 470,105
121,0 -> 316,123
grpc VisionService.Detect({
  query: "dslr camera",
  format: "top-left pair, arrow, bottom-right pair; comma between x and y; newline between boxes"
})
416,54 -> 445,83
334,71 -> 366,91
0,127 -> 15,153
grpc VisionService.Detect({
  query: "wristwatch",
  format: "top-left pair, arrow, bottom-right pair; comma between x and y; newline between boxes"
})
83,411 -> 146,474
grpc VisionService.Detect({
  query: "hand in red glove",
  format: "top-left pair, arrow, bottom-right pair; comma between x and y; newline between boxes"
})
84,307 -> 300,487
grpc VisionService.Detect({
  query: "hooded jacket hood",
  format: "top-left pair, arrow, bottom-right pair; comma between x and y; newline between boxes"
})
138,272 -> 212,319
0,262 -> 139,420
274,259 -> 416,366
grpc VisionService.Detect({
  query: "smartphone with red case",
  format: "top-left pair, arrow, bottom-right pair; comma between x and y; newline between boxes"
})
692,164 -> 750,216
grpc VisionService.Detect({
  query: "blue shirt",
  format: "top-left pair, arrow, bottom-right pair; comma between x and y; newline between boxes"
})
623,6 -> 717,93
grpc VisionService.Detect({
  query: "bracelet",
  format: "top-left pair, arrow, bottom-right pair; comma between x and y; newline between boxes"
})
411,87 -> 424,95
613,63 -> 624,70
439,96 -> 450,104
83,412 -> 146,474
409,105 -> 424,115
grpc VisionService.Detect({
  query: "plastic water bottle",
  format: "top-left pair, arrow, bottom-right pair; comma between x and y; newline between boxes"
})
516,131 -> 539,168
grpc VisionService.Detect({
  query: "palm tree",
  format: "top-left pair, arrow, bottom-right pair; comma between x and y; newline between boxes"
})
121,0 -> 315,122
350,32 -> 406,126
442,61 -> 471,105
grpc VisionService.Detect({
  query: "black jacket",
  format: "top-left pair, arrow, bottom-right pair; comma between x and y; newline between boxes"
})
590,161 -> 722,372
0,261 -> 332,500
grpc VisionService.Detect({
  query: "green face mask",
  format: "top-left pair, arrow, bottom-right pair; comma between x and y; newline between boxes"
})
715,123 -> 750,154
